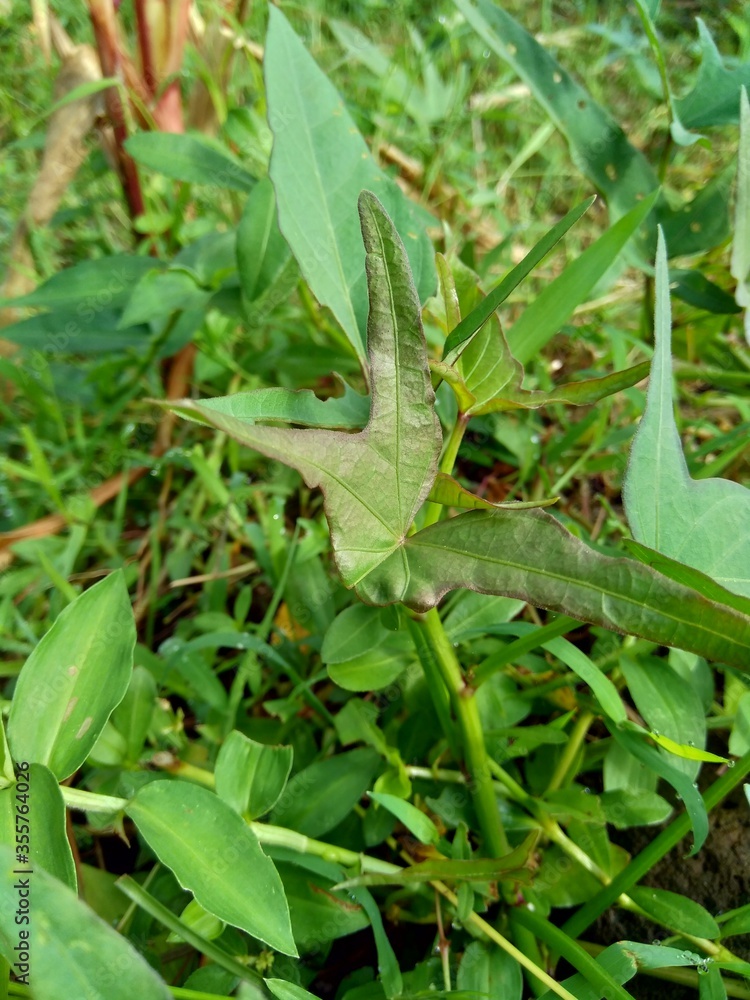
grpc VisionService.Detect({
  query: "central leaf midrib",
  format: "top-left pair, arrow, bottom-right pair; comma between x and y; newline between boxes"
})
408,537 -> 748,647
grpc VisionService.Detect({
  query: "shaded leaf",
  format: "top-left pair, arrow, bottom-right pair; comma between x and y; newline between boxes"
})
275,860 -> 369,952
457,942 -> 522,1000
237,177 -> 294,303
125,132 -> 255,191
270,748 -> 380,837
0,255 -> 158,310
610,726 -> 708,854
0,763 -> 76,891
0,845 -> 171,1000
441,197 -> 594,364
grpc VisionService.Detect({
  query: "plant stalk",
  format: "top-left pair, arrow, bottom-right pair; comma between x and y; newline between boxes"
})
414,607 -> 509,857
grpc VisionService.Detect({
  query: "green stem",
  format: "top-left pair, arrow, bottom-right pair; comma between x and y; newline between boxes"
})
62,786 -> 576,1000
514,906 -> 637,1000
563,749 -> 750,940
422,412 -> 470,528
116,875 -> 263,985
546,709 -> 594,793
415,607 -> 509,857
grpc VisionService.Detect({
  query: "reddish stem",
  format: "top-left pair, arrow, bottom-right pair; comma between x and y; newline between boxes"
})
88,0 -> 145,222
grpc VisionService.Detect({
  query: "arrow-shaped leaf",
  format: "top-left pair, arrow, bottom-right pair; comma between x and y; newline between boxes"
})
624,229 -> 750,598
172,192 -> 441,589
171,193 -> 750,670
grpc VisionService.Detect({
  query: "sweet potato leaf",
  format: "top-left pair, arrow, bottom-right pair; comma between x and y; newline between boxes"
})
624,230 -> 750,598
171,193 -> 750,670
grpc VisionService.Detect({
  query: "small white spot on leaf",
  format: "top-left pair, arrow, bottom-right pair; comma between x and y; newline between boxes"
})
76,717 -> 93,739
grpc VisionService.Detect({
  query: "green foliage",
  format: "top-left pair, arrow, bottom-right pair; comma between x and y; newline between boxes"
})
2,3 -> 750,999
625,231 -> 750,597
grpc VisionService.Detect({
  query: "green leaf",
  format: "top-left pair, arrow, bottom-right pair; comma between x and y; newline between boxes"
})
600,789 -> 672,828
649,733 -> 728,765
349,887 -> 403,999
675,19 -> 750,129
321,604 -> 391,664
171,191 -> 442,589
112,665 -> 156,765
621,656 -> 706,778
264,7 -> 435,362
0,764 -> 76,891
336,836 -> 534,889
507,194 -> 657,364
0,309 -> 150,355
457,942 -> 522,1000
536,941 -> 706,1000
275,860 -> 369,952
266,982 -> 319,1000
622,540 -> 750,618
624,229 -> 750,598
699,964 -> 727,1000
170,195 -> 750,671
0,718 -> 13,790
7,572 -> 135,780
326,638 -> 409,693
270,748 -> 380,837
719,902 -> 750,939
629,886 -> 720,939
670,269 -> 741,315
441,196 -> 594,364
125,132 -> 255,191
0,255 -> 159,310
127,780 -> 297,956
119,268 -> 212,328
610,726 -> 708,854
427,472 -> 557,511
237,177 -> 294,303
729,691 -> 750,757
633,0 -> 705,147
197,381 -> 369,431
215,730 -> 293,820
0,845 -> 171,1000
368,792 -> 440,845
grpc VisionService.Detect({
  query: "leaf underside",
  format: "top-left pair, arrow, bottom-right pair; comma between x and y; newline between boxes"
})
171,192 -> 750,670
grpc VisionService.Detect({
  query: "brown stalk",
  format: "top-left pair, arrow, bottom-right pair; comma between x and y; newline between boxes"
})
87,0 -> 146,221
